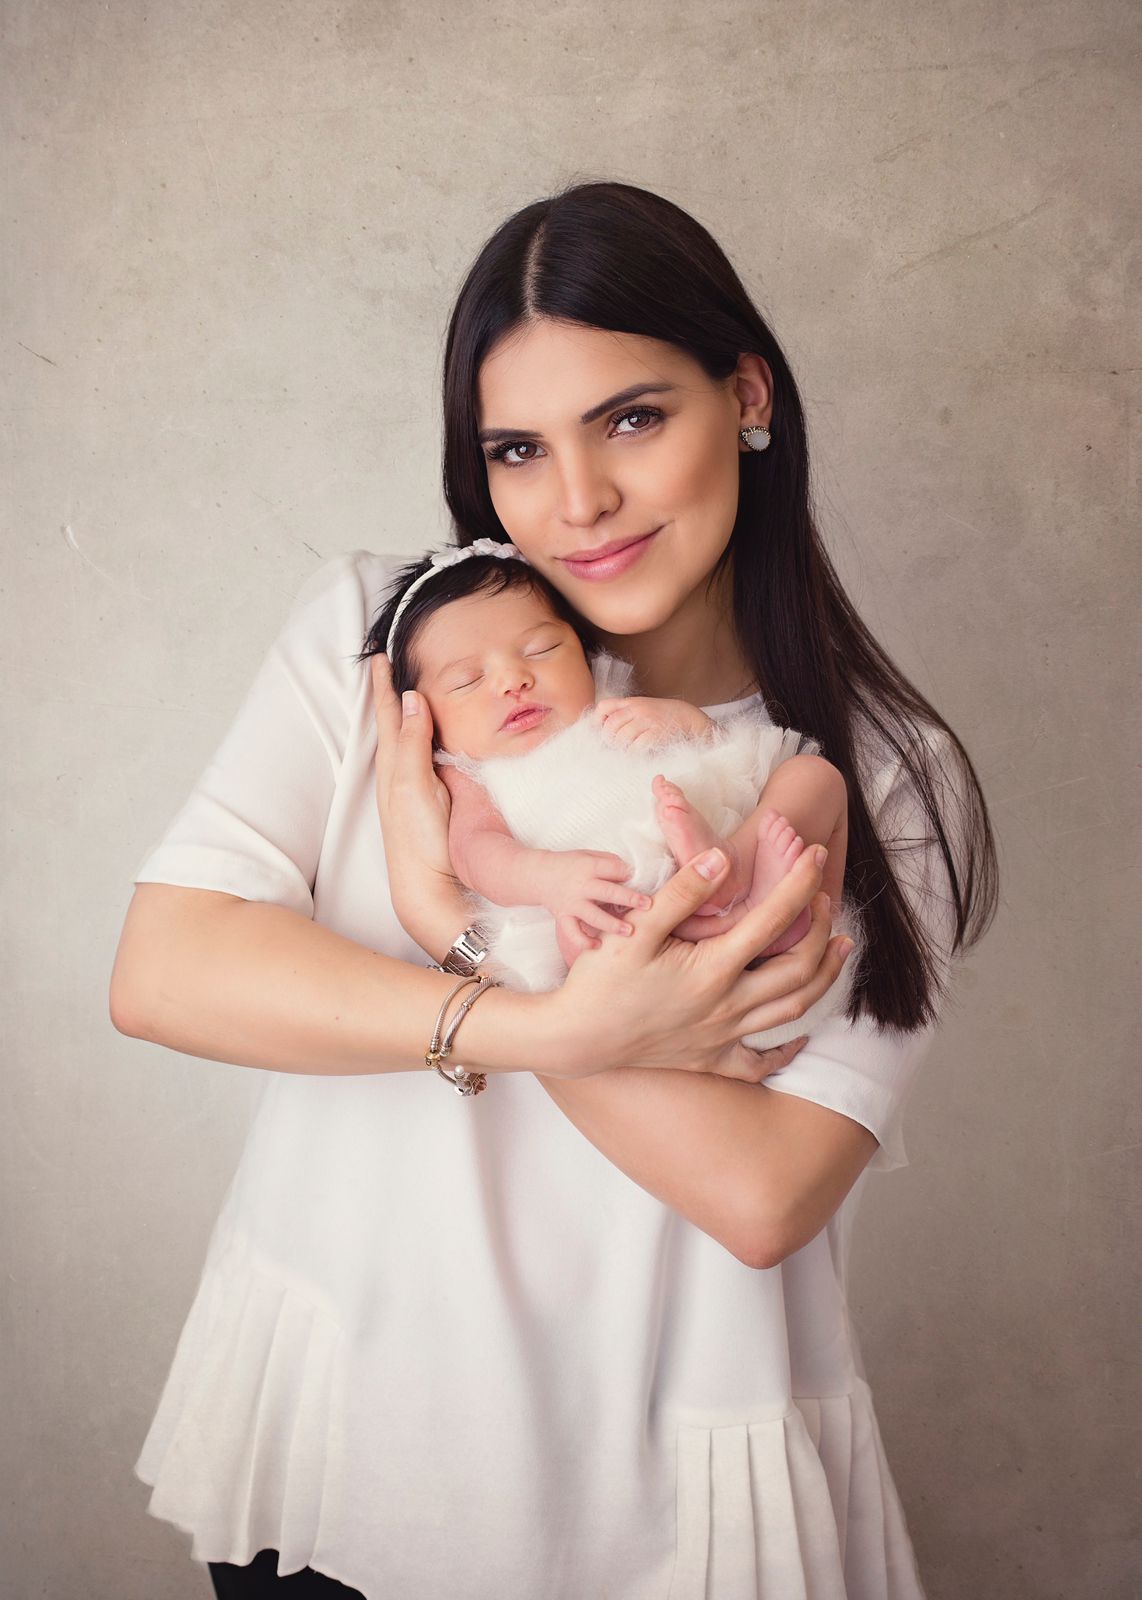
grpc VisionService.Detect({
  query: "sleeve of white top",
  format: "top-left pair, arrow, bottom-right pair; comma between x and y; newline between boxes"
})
761,725 -> 964,1173
131,550 -> 378,919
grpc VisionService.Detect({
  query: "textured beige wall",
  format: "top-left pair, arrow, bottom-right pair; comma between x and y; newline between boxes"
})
3,1 -> 1138,1596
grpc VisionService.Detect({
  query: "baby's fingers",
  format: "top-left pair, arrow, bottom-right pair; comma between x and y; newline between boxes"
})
584,852 -> 636,881
590,881 -> 653,912
579,902 -> 637,936
557,914 -> 601,957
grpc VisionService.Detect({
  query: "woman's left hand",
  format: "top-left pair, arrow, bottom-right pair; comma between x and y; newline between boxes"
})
370,656 -> 467,951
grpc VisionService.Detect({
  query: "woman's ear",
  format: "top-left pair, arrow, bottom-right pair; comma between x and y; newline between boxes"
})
732,353 -> 774,432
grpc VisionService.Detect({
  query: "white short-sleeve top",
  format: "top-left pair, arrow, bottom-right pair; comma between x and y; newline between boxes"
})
131,550 -> 960,1600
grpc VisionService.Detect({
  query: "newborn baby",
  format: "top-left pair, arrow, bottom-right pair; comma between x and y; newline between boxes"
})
370,541 -> 860,1050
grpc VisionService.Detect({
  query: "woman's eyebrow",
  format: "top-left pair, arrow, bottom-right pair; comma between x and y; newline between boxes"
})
477,383 -> 677,445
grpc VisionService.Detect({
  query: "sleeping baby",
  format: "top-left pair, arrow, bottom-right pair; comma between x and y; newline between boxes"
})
367,540 -> 861,1051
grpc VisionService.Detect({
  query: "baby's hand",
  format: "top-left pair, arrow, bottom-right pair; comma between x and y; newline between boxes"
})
594,696 -> 714,747
537,849 -> 652,936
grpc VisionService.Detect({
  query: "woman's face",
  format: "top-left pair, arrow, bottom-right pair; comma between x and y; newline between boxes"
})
475,318 -> 770,639
411,583 -> 597,760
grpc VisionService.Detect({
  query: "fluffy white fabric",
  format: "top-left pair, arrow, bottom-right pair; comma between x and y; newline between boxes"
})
435,652 -> 861,1051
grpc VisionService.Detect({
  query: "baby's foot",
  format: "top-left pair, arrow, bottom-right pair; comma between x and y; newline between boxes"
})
751,810 -> 813,957
653,774 -> 745,914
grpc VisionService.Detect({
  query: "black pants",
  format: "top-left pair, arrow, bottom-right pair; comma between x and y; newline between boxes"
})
208,1549 -> 366,1598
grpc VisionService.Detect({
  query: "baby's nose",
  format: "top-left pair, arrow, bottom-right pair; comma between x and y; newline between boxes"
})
500,661 -> 534,692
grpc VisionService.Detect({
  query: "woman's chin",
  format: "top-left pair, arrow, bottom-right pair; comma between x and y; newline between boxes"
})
587,593 -> 681,639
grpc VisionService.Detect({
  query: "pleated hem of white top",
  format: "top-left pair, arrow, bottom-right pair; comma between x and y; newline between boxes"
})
133,1248 -> 342,1577
666,1389 -> 926,1599
134,1251 -> 926,1600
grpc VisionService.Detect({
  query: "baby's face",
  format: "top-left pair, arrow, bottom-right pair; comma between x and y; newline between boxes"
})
413,584 -> 597,760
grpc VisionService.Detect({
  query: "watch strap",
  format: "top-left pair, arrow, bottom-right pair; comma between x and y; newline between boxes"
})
437,925 -> 489,977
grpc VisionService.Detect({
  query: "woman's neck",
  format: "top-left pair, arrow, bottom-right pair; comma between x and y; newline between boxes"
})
596,565 -> 759,707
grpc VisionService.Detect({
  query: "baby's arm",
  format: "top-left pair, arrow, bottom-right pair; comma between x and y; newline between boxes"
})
439,763 -> 650,936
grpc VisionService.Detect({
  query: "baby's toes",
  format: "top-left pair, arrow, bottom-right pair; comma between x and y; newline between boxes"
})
775,823 -> 806,863
653,774 -> 688,809
764,812 -> 799,855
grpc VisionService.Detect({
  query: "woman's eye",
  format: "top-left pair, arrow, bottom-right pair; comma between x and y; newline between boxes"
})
485,409 -> 661,467
612,407 -> 663,435
486,440 -> 543,468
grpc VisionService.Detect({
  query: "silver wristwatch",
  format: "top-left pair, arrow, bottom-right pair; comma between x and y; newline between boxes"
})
433,925 -> 489,979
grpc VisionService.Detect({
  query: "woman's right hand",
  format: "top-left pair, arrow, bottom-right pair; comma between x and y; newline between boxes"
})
370,655 -> 469,954
538,843 -> 854,1083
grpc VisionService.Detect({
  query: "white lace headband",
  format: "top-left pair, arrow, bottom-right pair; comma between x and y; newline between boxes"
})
385,538 -> 530,659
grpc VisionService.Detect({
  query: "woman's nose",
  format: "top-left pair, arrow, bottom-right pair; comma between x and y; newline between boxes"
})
552,448 -> 621,528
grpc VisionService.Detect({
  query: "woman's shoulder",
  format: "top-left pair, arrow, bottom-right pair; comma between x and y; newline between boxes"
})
284,547 -> 411,631
269,547 -> 415,675
260,550 -> 415,755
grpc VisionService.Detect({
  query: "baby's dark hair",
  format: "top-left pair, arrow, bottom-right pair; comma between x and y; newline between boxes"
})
355,549 -> 601,697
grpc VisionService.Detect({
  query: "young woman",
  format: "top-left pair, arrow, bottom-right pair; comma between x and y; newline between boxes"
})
112,181 -> 996,1600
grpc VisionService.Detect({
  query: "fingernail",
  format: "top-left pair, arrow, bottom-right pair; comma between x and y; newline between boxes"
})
813,845 -> 828,868
695,848 -> 725,880
838,938 -> 855,959
402,691 -> 419,716
620,923 -> 633,936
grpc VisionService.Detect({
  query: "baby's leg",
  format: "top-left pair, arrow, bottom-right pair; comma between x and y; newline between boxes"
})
652,774 -> 751,913
671,754 -> 848,953
735,753 -> 847,904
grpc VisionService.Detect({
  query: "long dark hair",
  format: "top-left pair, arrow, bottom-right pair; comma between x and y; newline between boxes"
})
437,180 -> 999,1033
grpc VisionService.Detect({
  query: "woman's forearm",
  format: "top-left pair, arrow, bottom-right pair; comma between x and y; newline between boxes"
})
534,1063 -> 873,1270
535,1066 -> 775,1265
110,883 -> 558,1078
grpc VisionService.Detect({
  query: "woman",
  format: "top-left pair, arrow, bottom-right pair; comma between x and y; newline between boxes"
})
111,181 -> 996,1599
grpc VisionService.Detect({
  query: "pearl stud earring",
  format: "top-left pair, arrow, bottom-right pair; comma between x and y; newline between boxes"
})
739,425 -> 772,452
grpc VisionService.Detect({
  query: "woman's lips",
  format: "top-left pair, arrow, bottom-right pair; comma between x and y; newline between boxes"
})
559,527 -> 662,581
500,704 -> 550,734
